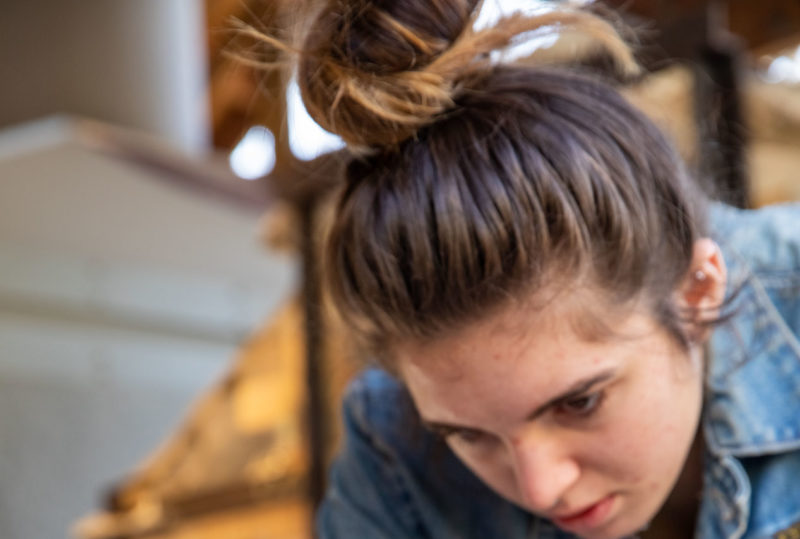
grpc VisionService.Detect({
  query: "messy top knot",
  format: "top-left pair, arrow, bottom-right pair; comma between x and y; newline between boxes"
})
298,0 -> 639,148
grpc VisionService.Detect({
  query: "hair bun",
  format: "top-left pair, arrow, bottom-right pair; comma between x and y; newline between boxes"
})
297,0 -> 639,149
299,0 -> 479,148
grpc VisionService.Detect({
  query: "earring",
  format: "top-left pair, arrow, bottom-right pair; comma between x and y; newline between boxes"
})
693,270 -> 707,283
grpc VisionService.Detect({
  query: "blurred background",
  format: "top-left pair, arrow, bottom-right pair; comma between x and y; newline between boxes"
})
0,1 -> 798,538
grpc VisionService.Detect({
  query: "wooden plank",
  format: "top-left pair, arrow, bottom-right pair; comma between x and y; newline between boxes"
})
728,0 -> 800,50
144,498 -> 311,539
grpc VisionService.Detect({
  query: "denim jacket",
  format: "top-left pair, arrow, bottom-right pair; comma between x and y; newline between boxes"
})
317,203 -> 800,539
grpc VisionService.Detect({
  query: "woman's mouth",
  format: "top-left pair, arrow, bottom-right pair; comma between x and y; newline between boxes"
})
552,494 -> 616,532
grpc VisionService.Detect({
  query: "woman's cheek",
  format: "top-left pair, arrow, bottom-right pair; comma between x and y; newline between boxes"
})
580,398 -> 656,480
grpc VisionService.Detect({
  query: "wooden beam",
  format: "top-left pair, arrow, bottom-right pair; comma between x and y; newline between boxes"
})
728,0 -> 800,50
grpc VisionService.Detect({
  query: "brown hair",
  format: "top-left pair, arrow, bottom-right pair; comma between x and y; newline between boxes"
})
294,0 -> 706,359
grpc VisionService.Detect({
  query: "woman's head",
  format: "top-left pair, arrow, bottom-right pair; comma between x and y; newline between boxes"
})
291,0 -> 728,536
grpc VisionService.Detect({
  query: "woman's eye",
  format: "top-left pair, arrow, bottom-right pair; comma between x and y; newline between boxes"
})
448,428 -> 486,445
558,391 -> 605,417
454,429 -> 484,444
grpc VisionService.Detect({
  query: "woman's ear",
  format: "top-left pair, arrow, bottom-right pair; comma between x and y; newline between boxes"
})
676,238 -> 727,344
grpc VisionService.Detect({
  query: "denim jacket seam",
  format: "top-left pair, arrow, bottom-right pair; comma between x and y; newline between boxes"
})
711,440 -> 800,458
754,272 -> 800,286
722,455 -> 750,539
747,268 -> 800,359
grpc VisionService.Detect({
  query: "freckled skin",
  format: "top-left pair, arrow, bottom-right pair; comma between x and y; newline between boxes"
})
397,300 -> 705,539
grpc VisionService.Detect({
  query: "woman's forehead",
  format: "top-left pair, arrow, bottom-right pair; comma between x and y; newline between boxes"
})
395,288 -> 639,372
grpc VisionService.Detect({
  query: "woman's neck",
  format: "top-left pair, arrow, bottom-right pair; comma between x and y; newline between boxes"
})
639,426 -> 705,539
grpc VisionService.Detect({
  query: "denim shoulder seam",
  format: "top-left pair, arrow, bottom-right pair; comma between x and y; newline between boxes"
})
748,268 -> 800,360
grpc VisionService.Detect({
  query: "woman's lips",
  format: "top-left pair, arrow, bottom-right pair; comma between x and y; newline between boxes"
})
552,494 -> 616,531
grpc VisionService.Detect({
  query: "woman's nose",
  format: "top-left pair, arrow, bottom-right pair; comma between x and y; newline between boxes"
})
508,434 -> 580,513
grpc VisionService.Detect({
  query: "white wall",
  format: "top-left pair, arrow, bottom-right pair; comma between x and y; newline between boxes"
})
0,0 -> 210,153
0,119 -> 296,539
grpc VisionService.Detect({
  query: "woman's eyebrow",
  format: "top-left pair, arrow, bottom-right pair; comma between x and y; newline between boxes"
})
525,369 -> 617,421
423,423 -> 477,437
420,369 -> 617,434
420,418 -> 466,435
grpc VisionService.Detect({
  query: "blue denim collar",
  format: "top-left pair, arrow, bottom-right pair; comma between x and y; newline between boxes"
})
704,244 -> 800,458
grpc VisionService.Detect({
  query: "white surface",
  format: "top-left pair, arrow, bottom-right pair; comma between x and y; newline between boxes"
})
0,136 -> 292,314
0,309 -> 232,539
0,119 -> 297,539
0,0 -> 210,153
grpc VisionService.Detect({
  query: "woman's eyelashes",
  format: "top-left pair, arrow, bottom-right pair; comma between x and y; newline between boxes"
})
452,428 -> 487,445
555,390 -> 606,419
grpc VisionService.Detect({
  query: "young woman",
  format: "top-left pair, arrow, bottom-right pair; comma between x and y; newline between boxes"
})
286,0 -> 800,537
